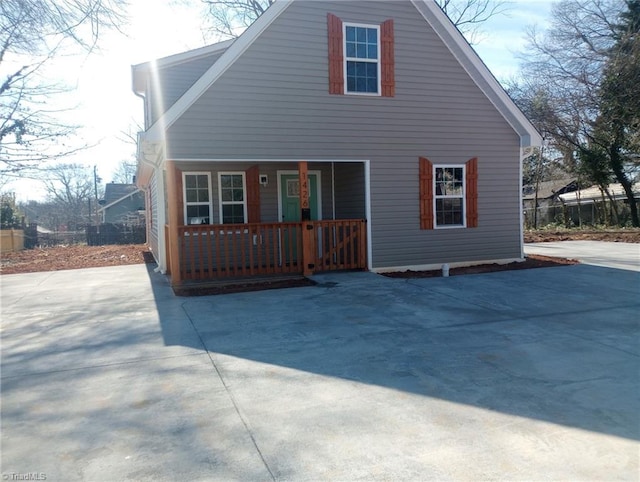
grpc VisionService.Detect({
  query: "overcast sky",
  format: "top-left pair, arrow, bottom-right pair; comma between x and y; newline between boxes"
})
8,0 -> 554,202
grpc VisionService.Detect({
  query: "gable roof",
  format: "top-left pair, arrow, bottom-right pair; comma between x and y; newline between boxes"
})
131,39 -> 235,94
523,179 -> 578,201
99,184 -> 143,212
140,0 -> 541,148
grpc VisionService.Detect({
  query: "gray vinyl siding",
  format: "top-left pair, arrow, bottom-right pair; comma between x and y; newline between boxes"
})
149,171 -> 159,257
148,51 -> 226,126
334,163 -> 366,219
166,0 -> 523,268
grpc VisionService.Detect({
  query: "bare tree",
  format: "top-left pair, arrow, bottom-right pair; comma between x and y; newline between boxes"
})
0,0 -> 127,181
512,0 -> 638,226
41,163 -> 95,230
200,0 -> 508,43
111,159 -> 138,184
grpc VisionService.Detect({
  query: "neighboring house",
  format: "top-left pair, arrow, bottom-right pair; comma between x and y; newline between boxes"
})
98,183 -> 145,224
522,179 -> 578,211
522,178 -> 578,227
133,0 -> 540,287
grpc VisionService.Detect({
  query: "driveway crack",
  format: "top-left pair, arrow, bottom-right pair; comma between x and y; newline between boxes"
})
181,302 -> 276,481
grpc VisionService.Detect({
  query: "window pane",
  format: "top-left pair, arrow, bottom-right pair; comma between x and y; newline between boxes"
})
346,26 -> 355,41
221,189 -> 232,202
367,78 -> 377,92
186,190 -> 197,203
356,27 -> 366,42
185,176 -> 197,188
346,42 -> 356,57
357,43 -> 366,58
197,188 -> 209,202
232,188 -> 244,202
220,175 -> 231,188
197,175 -> 208,188
347,77 -> 356,91
367,28 -> 377,43
367,44 -> 377,59
232,175 -> 243,188
356,77 -> 366,91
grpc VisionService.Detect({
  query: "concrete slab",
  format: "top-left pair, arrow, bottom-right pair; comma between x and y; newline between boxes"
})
525,240 -> 640,271
1,263 -> 639,480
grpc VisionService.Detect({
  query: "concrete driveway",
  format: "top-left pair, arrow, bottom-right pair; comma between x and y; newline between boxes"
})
525,240 -> 640,271
1,251 -> 639,480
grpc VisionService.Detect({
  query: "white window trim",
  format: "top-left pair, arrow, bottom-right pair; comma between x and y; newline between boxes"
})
343,22 -> 381,96
183,171 -> 213,225
434,164 -> 467,229
218,172 -> 248,224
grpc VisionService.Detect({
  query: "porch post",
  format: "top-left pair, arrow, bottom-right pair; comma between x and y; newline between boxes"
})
165,160 -> 182,286
299,161 -> 315,276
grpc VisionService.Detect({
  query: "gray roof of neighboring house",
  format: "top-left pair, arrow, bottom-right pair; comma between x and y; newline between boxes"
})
558,182 -> 640,205
99,184 -> 143,213
523,179 -> 578,201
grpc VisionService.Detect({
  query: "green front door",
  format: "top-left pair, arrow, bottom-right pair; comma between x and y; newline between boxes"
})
279,173 -> 319,265
280,174 -> 319,222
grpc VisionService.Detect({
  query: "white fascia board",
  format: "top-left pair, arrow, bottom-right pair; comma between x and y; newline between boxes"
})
411,0 -> 542,148
145,0 -> 293,143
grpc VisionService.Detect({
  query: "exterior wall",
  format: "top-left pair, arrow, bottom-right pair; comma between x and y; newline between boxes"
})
148,51 -> 225,126
164,0 -> 523,269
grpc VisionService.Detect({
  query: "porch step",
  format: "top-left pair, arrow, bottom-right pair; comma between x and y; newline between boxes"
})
173,274 -> 315,297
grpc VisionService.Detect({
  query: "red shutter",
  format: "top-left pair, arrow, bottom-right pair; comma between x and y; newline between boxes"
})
380,19 -> 395,97
327,13 -> 344,95
246,165 -> 261,223
175,166 -> 184,225
466,157 -> 478,228
419,157 -> 434,230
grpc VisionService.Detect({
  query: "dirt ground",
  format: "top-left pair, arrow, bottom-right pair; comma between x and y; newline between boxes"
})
1,229 -> 638,276
0,244 -> 151,275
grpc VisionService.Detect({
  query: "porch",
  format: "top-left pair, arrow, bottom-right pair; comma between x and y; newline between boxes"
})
161,159 -> 369,288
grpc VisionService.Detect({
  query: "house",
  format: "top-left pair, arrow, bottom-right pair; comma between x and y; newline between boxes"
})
98,183 -> 145,224
522,178 -> 578,227
133,0 -> 541,288
557,182 -> 640,226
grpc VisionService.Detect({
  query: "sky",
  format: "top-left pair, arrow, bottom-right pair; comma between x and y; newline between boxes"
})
8,0 -> 554,202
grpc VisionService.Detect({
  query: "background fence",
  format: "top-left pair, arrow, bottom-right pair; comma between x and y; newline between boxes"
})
524,199 -> 636,229
86,223 -> 146,246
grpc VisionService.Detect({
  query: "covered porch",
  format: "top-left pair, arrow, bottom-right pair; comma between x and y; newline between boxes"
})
163,159 -> 369,287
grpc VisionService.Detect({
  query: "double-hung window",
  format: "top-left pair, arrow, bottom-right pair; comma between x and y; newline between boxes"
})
183,172 -> 212,225
434,166 -> 465,228
344,23 -> 380,94
218,172 -> 247,224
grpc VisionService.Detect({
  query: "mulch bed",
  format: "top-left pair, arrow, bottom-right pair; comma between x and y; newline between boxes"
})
381,254 -> 579,279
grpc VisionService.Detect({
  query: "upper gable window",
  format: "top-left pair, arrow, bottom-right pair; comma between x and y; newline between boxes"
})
328,14 -> 394,97
344,24 -> 380,94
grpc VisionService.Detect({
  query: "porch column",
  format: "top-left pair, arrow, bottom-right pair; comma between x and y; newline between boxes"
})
299,161 -> 315,276
165,160 -> 182,286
